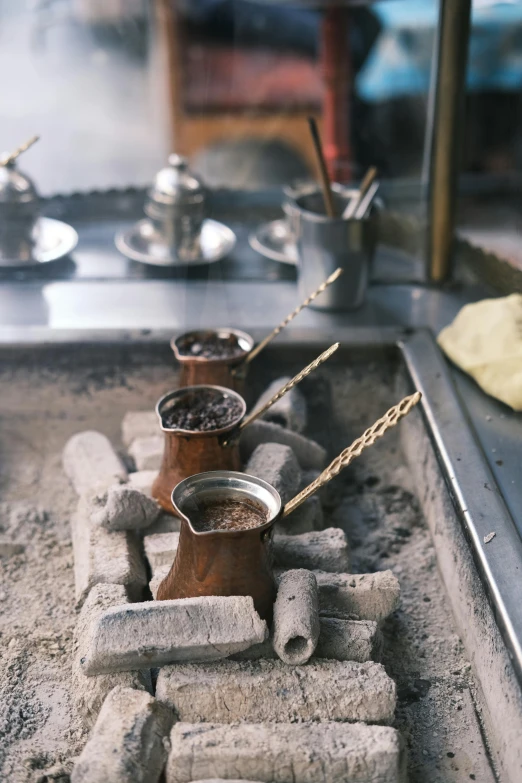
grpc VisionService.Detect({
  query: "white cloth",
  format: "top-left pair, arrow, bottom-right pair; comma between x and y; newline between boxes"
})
437,293 -> 522,411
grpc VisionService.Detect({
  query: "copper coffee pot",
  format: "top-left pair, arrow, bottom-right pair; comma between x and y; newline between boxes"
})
171,328 -> 254,392
151,385 -> 245,512
153,344 -> 340,512
172,269 -> 343,392
156,471 -> 281,621
156,391 -> 422,624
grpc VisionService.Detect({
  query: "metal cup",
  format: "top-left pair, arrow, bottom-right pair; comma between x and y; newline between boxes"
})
156,470 -> 281,621
293,189 -> 376,311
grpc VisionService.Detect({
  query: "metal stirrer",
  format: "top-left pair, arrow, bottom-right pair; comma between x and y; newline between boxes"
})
222,343 -> 339,446
308,116 -> 335,218
342,166 -> 378,220
0,135 -> 40,168
239,267 -> 343,370
283,390 -> 422,517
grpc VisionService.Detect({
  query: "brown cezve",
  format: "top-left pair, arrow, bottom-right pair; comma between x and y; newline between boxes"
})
177,332 -> 245,360
189,497 -> 268,532
161,389 -> 243,431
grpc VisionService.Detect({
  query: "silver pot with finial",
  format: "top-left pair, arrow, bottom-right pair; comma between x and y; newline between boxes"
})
144,154 -> 206,263
0,148 -> 40,265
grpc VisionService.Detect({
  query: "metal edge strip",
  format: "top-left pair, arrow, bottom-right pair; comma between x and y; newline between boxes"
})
0,325 -> 410,349
400,330 -> 522,684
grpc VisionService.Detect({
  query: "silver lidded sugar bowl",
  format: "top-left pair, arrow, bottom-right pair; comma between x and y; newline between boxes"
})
0,138 -> 40,265
144,153 -> 206,263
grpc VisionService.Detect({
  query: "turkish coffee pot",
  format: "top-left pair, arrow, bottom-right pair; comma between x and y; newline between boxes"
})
171,328 -> 254,392
151,385 -> 245,512
156,470 -> 281,621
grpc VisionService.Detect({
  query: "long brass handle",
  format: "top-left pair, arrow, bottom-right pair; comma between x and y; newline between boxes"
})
222,343 -> 340,446
283,390 -> 422,517
241,267 -> 343,369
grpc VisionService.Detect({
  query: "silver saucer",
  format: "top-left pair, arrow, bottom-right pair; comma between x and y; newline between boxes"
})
0,217 -> 78,268
116,218 -> 236,267
249,218 -> 297,265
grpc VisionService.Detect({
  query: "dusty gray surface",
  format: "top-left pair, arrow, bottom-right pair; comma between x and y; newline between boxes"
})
0,345 -> 496,782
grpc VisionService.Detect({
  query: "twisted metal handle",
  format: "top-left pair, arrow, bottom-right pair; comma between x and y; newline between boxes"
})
240,342 -> 339,432
242,267 -> 343,367
1,135 -> 40,168
221,343 -> 339,447
283,390 -> 422,517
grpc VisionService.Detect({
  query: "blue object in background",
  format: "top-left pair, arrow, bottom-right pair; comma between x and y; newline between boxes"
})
357,0 -> 522,102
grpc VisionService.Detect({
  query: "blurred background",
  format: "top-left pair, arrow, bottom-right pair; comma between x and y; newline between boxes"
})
1,0 -> 522,270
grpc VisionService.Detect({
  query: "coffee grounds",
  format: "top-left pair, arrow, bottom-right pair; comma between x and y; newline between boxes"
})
162,388 -> 243,432
190,497 -> 268,532
177,331 -> 246,360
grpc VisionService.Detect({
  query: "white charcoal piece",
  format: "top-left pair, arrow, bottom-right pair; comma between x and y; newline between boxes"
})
144,529 -> 350,581
315,618 -> 381,662
230,636 -> 276,661
245,443 -> 301,504
144,532 -> 179,573
80,595 -> 268,675
274,527 -> 350,572
128,436 -> 164,471
234,618 -> 379,663
128,470 -> 158,497
166,722 -> 403,783
71,686 -> 173,783
316,570 -> 400,621
71,497 -> 147,606
277,495 -> 323,535
272,569 -> 319,665
254,377 -> 307,432
146,513 -> 181,536
91,485 -> 161,531
240,421 -> 326,471
63,430 -> 127,496
72,583 -> 151,728
149,565 -> 170,599
122,411 -> 158,447
156,659 -> 396,724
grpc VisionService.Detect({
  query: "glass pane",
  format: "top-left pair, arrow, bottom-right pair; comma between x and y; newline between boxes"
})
0,0 -> 441,282
458,0 -> 522,276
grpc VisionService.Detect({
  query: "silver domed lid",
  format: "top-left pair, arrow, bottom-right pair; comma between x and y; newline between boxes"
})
0,160 -> 39,206
0,135 -> 40,209
148,154 -> 205,207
